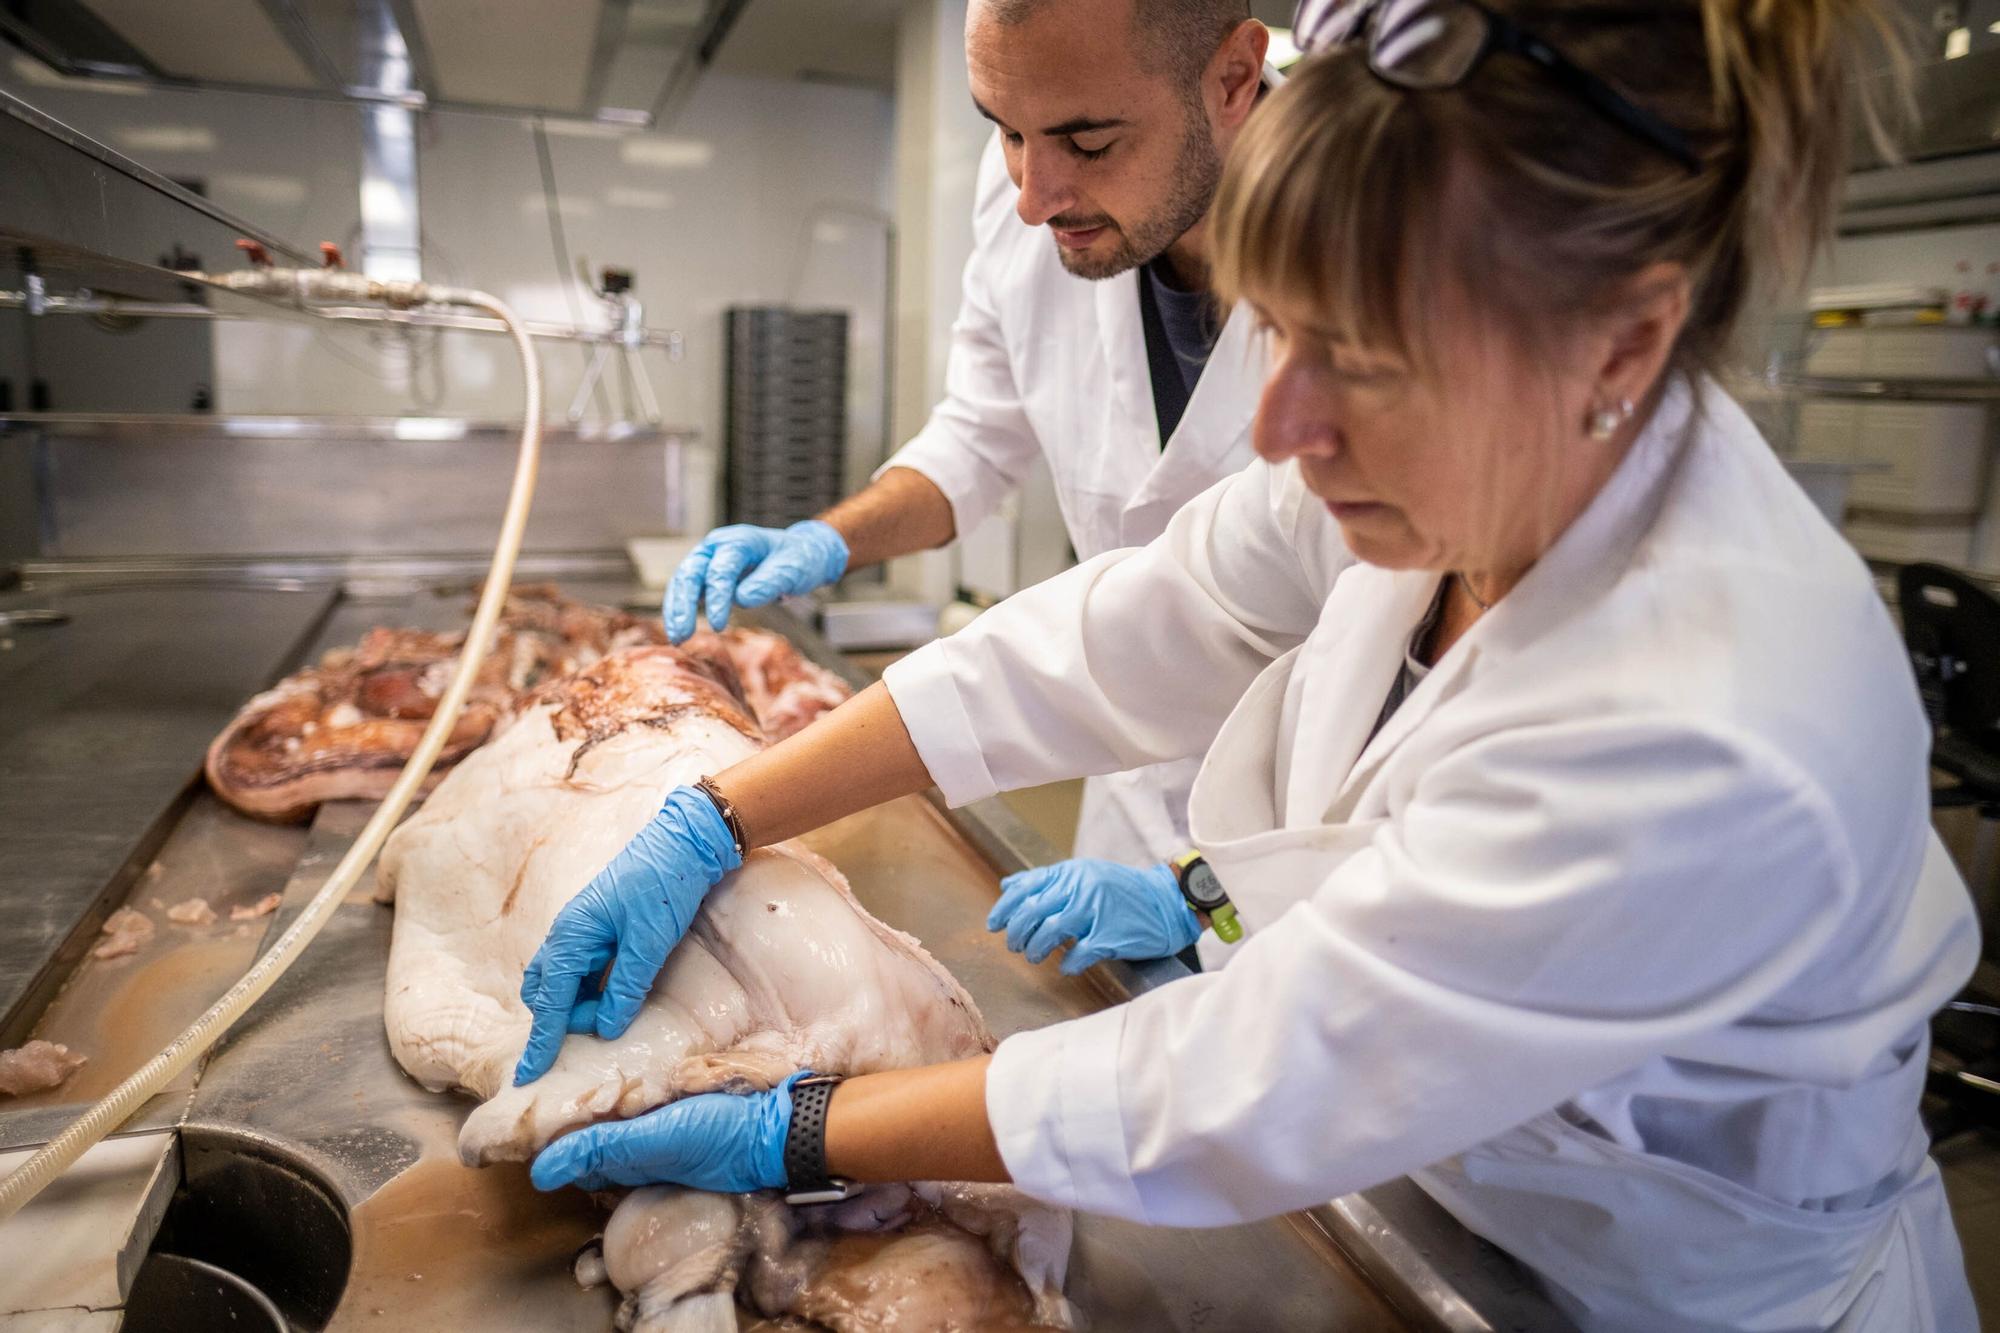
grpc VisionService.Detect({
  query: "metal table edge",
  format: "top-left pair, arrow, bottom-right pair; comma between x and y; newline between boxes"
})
0,1089 -> 193,1155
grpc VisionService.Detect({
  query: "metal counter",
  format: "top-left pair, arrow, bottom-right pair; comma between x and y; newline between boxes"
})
0,581 -> 1567,1332
0,580 -> 335,1046
1,416 -> 697,567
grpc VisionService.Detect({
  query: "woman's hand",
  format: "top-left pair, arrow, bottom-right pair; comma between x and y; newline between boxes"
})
529,1060 -> 1011,1193
515,682 -> 939,1086
530,1073 -> 805,1193
988,859 -> 1199,974
514,785 -> 741,1085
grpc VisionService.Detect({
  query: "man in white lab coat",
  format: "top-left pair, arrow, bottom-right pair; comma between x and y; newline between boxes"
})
664,0 -> 1274,875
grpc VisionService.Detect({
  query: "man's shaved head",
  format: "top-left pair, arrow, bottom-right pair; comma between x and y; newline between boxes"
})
986,0 -> 1251,91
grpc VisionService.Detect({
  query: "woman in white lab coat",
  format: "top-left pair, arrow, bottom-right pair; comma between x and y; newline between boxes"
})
518,0 -> 1981,1326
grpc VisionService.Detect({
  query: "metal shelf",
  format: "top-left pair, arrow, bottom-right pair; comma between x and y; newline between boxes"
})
0,290 -> 685,352
0,413 -> 695,441
2,89 -> 312,277
1769,374 -> 2000,404
0,90 -> 683,354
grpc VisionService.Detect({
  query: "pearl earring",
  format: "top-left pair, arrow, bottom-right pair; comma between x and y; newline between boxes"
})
1587,396 -> 1634,441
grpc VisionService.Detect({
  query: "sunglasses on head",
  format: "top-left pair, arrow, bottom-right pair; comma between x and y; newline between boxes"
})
1295,0 -> 1702,174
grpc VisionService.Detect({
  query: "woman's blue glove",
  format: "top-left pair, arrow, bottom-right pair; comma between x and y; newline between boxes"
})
987,859 -> 1199,975
530,1072 -> 807,1194
514,786 -> 742,1085
663,520 -> 849,642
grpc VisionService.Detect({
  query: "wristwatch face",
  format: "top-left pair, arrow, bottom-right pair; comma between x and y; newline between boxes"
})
1181,859 -> 1228,912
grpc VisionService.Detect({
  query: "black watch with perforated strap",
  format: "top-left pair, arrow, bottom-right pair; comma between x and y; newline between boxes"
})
783,1073 -> 859,1205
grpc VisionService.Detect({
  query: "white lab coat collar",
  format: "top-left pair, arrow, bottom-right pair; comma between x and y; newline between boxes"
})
1151,304 -> 1265,497
1092,271 -> 1152,451
1087,275 -> 1266,549
1329,376 -> 1704,815
1475,375 -> 1699,659
1277,563 -> 1440,826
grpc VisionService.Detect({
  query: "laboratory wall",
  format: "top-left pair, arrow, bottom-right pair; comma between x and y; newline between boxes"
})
1826,222 -> 2000,297
1793,220 -> 2000,573
0,55 -> 896,541
885,0 -> 1080,606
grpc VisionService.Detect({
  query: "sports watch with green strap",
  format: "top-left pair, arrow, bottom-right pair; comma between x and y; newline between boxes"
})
1170,850 -> 1242,944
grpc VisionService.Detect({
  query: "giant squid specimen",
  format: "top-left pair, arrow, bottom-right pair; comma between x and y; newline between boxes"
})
376,644 -> 1074,1332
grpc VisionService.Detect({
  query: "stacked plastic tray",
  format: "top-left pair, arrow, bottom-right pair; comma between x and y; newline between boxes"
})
724,308 -> 849,528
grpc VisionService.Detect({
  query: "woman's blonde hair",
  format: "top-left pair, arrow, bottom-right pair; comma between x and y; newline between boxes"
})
1212,0 -> 1909,378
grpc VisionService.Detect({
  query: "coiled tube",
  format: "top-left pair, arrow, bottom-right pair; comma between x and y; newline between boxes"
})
0,281 -> 543,1222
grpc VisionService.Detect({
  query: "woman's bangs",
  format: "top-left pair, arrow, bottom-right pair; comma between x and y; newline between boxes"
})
1212,54 -> 1450,374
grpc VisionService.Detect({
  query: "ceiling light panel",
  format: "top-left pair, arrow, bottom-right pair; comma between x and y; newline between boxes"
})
592,0 -> 704,116
84,0 -> 319,89
412,0 -> 603,111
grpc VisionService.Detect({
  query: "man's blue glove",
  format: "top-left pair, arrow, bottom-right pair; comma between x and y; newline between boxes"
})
986,859 -> 1199,975
530,1072 -> 807,1194
663,520 -> 849,643
514,786 -> 741,1086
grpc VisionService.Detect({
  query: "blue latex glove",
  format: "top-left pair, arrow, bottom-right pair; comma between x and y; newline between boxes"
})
663,520 -> 849,643
514,786 -> 742,1085
986,859 -> 1199,975
530,1072 -> 807,1194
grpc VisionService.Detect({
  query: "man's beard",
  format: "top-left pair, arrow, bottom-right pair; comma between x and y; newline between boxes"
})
1053,108 -> 1221,281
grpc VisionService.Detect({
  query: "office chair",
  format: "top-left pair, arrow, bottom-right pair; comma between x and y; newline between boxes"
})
1897,561 -> 2000,1139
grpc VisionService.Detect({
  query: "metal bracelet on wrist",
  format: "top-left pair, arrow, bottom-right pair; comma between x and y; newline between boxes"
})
783,1074 -> 857,1205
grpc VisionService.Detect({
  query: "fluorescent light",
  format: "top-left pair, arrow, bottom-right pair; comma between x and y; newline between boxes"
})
393,418 -> 468,441
369,104 -> 413,141
534,119 -> 632,140
214,173 -> 307,207
606,186 -> 674,210
520,193 -> 598,219
619,137 -> 714,170
112,125 -> 216,153
1944,26 -> 1970,58
1266,26 -> 1302,67
361,179 -> 411,226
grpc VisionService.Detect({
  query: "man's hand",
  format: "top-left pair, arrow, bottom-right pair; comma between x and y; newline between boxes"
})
663,520 -> 848,642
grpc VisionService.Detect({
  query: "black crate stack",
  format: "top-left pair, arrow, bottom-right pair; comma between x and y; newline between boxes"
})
723,308 -> 849,528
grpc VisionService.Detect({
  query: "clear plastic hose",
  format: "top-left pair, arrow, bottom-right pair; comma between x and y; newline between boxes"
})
0,279 -> 543,1222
